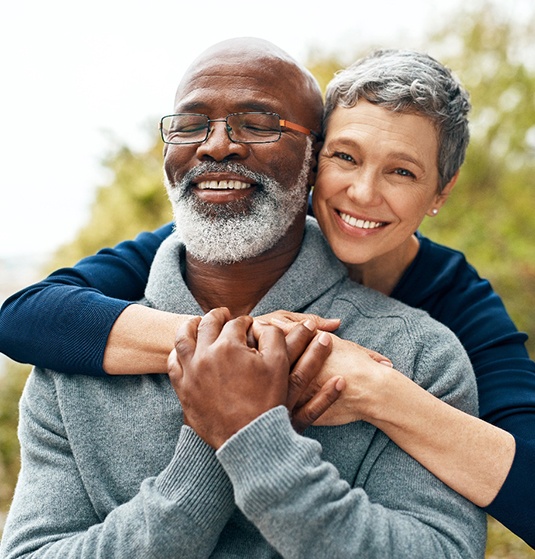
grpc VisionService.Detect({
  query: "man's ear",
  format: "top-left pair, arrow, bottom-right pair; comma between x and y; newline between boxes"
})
308,139 -> 324,187
427,170 -> 459,216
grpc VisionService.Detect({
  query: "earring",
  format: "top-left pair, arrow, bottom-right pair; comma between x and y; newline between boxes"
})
432,209 -> 439,216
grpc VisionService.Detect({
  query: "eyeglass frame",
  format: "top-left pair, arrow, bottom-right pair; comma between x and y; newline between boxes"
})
159,112 -> 321,145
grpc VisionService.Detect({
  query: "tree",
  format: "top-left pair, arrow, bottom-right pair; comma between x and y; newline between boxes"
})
48,124 -> 171,271
419,2 -> 535,356
0,361 -> 30,527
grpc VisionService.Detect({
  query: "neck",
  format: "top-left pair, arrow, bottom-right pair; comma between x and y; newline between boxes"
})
185,218 -> 305,316
346,234 -> 420,296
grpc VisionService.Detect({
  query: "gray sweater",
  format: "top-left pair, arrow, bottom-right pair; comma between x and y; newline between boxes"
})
1,219 -> 486,558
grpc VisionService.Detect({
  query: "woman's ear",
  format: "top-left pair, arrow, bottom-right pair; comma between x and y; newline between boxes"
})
427,170 -> 459,217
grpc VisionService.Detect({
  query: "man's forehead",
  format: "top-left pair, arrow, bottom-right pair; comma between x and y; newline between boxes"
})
171,38 -> 323,128
174,59 -> 297,113
180,53 -> 296,88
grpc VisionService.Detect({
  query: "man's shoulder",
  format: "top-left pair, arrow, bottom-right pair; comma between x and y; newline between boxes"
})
22,366 -> 172,410
21,367 -> 180,444
329,279 -> 471,371
333,277 -> 432,323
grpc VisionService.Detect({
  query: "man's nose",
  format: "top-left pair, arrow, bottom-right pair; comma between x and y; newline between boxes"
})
196,120 -> 249,162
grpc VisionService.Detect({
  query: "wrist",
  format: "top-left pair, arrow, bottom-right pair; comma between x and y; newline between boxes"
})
359,365 -> 405,425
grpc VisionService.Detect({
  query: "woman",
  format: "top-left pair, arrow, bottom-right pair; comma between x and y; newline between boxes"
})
1,49 -> 534,547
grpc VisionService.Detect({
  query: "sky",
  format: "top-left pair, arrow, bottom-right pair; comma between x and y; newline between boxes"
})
0,0 -> 524,260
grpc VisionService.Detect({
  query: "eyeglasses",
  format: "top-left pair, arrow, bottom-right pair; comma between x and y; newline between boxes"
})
159,112 -> 320,145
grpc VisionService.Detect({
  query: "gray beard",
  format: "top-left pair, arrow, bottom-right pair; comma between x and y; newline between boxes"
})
165,139 -> 313,264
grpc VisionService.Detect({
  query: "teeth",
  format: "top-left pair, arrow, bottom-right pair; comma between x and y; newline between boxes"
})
340,212 -> 384,229
197,180 -> 250,190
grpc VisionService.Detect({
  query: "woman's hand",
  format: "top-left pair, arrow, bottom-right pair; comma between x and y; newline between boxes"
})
255,310 -> 341,334
256,311 -> 394,426
276,318 -> 345,432
298,333 -> 395,426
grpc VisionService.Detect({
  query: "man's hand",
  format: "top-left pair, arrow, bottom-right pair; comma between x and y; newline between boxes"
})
266,317 -> 344,433
168,308 -> 342,448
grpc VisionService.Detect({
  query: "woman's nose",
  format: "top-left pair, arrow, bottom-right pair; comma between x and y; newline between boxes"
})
346,169 -> 382,206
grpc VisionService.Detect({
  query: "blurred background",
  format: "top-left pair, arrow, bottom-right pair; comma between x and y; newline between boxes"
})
1,0 -> 534,555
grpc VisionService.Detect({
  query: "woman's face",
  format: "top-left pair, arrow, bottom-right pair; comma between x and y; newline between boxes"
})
313,100 -> 455,268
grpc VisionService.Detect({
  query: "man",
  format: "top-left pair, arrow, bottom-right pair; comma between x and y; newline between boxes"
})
0,38 -> 485,558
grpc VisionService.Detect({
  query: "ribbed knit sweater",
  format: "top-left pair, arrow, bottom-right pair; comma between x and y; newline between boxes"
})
0,220 -> 486,558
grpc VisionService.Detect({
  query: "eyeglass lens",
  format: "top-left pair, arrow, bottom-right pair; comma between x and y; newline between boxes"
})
161,113 -> 282,144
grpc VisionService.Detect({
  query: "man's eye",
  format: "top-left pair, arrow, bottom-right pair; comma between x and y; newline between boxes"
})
175,124 -> 206,133
243,124 -> 276,134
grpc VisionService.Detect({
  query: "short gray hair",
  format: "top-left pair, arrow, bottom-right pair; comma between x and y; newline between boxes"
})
324,49 -> 471,190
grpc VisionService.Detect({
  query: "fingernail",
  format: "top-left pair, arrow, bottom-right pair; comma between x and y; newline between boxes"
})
380,360 -> 393,367
318,332 -> 331,346
335,377 -> 345,391
303,319 -> 315,331
256,319 -> 269,325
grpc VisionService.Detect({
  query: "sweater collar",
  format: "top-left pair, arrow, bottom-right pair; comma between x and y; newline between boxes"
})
144,217 -> 347,316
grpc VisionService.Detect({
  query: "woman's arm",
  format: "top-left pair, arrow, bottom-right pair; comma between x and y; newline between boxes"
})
299,333 -> 513,505
371,374 -> 516,506
0,224 -> 174,375
395,235 -> 535,546
268,230 -> 535,546
104,304 -> 187,374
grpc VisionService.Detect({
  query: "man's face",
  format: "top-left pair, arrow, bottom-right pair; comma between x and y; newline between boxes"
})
164,52 -> 316,264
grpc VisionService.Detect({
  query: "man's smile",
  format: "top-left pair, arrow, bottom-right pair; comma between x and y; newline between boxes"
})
197,180 -> 252,190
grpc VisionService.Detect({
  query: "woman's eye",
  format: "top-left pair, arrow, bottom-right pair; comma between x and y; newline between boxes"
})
334,152 -> 354,163
394,168 -> 416,179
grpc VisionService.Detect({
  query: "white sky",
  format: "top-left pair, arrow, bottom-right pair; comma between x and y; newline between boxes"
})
0,0 -> 525,259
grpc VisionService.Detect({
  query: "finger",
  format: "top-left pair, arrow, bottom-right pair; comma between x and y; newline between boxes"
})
268,313 -> 341,335
284,319 -> 317,365
167,348 -> 184,381
291,376 -> 345,433
173,315 -> 202,362
220,315 -> 255,347
310,316 -> 341,332
246,322 -> 257,349
286,331 -> 332,410
196,307 -> 231,346
254,320 -> 289,368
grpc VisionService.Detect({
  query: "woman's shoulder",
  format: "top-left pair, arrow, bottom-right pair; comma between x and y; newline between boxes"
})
393,233 -> 486,306
392,233 -> 527,356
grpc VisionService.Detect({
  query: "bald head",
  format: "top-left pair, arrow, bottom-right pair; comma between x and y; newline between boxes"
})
174,37 -> 323,135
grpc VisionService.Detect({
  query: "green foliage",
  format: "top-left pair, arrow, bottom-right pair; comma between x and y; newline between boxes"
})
419,3 -> 535,357
48,126 -> 172,271
0,361 -> 30,529
487,517 -> 535,558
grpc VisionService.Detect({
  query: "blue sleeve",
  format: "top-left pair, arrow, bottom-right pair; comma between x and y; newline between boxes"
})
0,223 -> 173,376
393,235 -> 535,547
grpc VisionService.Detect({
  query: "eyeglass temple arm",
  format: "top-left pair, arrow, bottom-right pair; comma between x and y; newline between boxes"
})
280,120 -> 320,138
